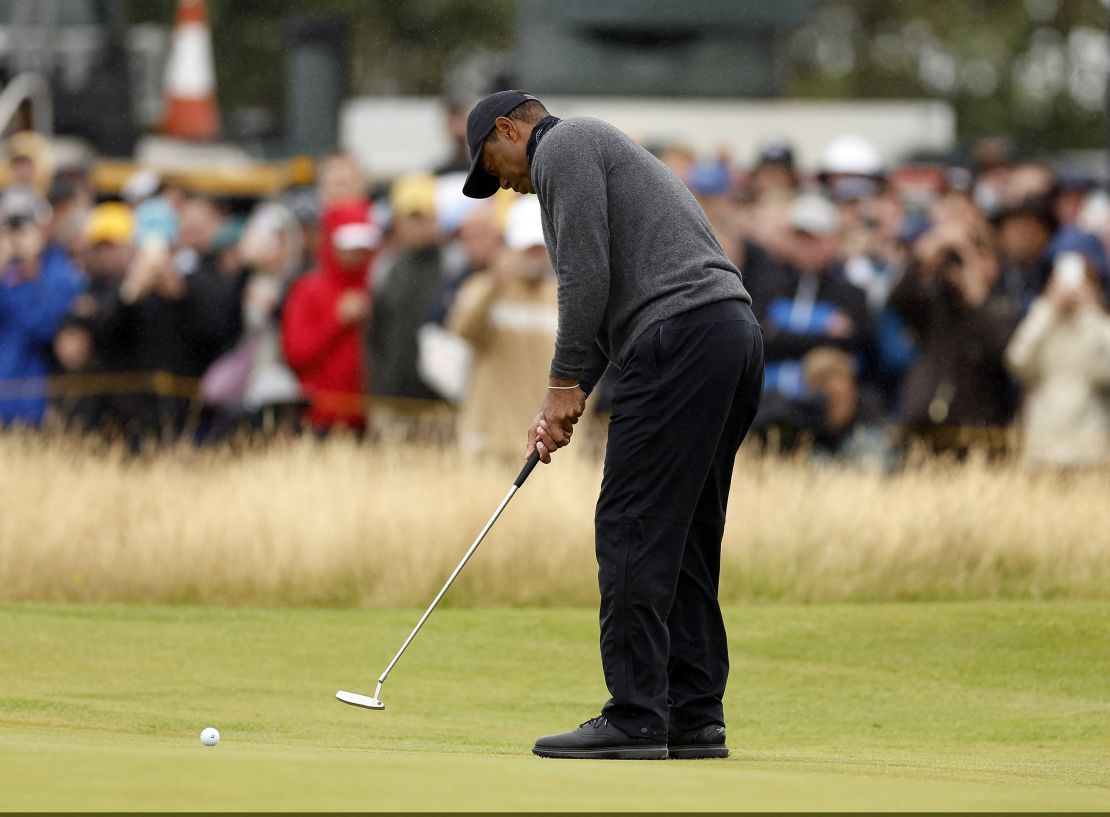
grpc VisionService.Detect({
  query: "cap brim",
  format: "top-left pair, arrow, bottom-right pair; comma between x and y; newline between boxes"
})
462,144 -> 500,199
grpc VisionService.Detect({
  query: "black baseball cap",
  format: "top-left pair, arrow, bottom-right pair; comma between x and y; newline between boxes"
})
462,90 -> 538,199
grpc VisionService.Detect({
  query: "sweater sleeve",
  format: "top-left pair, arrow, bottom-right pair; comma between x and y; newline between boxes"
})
1004,298 -> 1056,383
532,126 -> 611,380
578,342 -> 610,399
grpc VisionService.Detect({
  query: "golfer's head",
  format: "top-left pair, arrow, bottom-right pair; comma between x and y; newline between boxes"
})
462,91 -> 549,199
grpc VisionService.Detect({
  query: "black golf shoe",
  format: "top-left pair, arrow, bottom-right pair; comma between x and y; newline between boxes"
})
667,723 -> 729,759
532,715 -> 668,760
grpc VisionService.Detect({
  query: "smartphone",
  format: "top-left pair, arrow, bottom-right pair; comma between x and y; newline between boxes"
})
1054,252 -> 1085,292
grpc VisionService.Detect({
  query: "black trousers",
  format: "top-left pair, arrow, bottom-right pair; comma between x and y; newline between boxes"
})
595,298 -> 764,740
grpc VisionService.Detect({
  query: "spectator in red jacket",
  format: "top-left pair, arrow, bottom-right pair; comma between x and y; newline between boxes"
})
281,201 -> 378,433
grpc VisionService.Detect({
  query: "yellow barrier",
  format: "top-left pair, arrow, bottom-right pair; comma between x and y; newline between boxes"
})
0,156 -> 317,200
90,156 -> 317,198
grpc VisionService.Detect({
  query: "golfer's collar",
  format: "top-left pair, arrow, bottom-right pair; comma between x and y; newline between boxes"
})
526,116 -> 561,170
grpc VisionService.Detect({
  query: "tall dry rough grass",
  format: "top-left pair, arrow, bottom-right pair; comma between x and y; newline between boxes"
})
1,433 -> 1107,606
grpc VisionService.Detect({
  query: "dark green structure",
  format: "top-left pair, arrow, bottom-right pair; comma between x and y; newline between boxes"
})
514,0 -> 814,97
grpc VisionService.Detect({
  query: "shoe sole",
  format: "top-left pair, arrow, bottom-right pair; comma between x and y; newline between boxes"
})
532,745 -> 668,760
668,744 -> 730,759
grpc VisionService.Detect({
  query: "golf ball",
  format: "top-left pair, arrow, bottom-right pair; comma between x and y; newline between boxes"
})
200,727 -> 220,746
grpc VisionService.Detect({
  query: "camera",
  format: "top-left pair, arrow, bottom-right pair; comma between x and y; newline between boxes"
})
940,246 -> 964,271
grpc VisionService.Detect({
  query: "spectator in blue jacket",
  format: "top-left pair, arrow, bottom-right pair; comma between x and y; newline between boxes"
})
0,189 -> 82,426
746,193 -> 871,399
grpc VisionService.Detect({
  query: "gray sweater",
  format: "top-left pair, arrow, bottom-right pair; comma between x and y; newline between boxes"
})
531,116 -> 751,382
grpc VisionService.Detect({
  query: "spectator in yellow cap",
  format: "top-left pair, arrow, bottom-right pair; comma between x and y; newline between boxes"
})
83,203 -> 135,284
85,203 -> 135,243
51,203 -> 137,423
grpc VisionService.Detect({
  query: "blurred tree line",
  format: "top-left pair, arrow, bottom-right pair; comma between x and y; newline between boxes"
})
126,0 -> 1107,151
790,0 -> 1109,151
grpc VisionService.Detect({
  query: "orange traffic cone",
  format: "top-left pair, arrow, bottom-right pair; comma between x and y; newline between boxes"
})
160,0 -> 220,141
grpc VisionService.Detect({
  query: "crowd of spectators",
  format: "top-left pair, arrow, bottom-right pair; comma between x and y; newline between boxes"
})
1,118 -> 1109,469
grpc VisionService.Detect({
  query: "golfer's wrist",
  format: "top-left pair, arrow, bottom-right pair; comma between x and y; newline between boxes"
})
548,376 -> 579,390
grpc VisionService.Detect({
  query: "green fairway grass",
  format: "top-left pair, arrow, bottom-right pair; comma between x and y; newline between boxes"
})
1,601 -> 1107,811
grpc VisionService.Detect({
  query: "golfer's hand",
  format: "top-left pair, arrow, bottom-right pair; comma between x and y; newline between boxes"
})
527,382 -> 585,463
527,410 -> 575,464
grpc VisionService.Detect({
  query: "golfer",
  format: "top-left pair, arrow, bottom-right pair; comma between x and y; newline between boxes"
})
462,91 -> 765,760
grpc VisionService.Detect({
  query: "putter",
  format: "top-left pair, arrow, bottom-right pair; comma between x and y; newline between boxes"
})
337,449 -> 542,711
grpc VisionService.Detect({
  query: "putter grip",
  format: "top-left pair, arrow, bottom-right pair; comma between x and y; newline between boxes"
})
514,449 -> 542,487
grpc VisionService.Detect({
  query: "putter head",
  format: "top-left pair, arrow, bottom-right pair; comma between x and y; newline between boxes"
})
336,690 -> 385,710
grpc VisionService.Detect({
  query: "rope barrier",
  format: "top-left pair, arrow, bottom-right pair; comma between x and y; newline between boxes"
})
0,371 -> 203,400
0,372 -> 455,418
0,374 -> 1094,451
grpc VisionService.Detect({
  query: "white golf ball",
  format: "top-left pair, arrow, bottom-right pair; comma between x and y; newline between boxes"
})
200,727 -> 220,746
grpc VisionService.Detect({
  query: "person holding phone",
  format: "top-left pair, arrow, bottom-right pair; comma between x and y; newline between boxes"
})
889,221 -> 1021,454
1005,249 -> 1110,467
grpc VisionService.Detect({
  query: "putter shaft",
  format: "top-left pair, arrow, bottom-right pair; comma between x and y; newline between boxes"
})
372,452 -> 540,695
341,450 -> 541,705
376,483 -> 517,690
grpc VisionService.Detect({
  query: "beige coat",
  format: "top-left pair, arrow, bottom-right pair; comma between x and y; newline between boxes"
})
1005,299 -> 1110,466
447,271 -> 558,457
